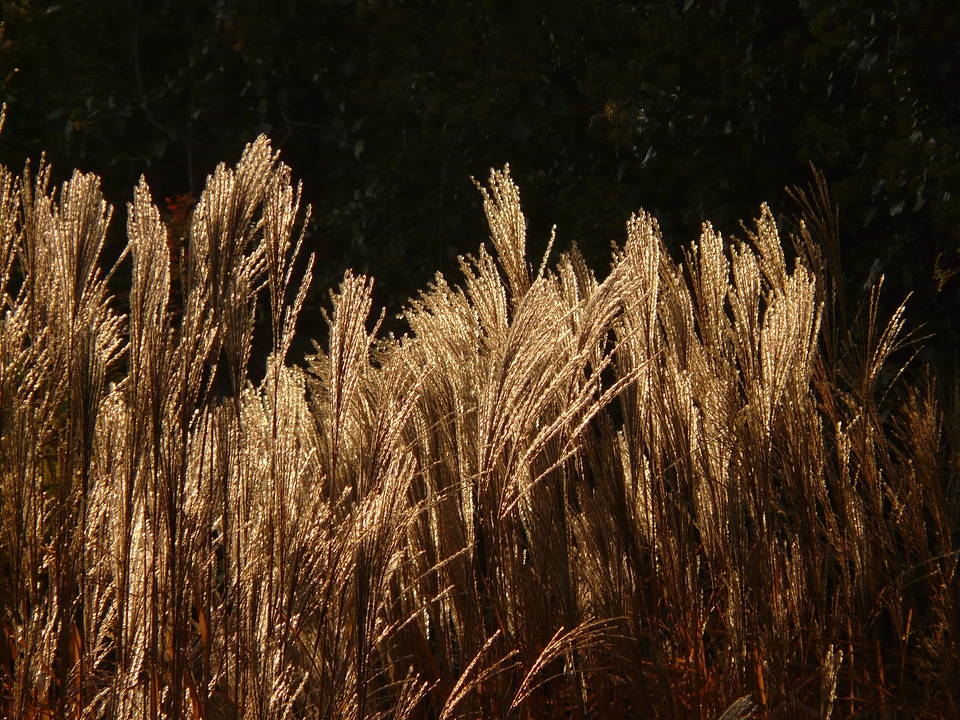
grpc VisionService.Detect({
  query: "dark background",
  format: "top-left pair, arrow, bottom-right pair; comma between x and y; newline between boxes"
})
2,0 -> 958,373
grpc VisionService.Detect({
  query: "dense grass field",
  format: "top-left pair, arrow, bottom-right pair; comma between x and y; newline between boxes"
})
1,122 -> 958,718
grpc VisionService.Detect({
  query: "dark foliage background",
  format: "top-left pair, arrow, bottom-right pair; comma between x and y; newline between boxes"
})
2,0 -> 958,367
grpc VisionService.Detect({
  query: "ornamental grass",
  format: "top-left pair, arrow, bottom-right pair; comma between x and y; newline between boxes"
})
1,113 -> 957,718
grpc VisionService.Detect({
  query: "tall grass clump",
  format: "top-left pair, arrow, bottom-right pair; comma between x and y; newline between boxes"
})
0,111 -> 957,718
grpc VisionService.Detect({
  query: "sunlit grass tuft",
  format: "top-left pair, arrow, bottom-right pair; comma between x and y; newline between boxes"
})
1,116 -> 956,718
